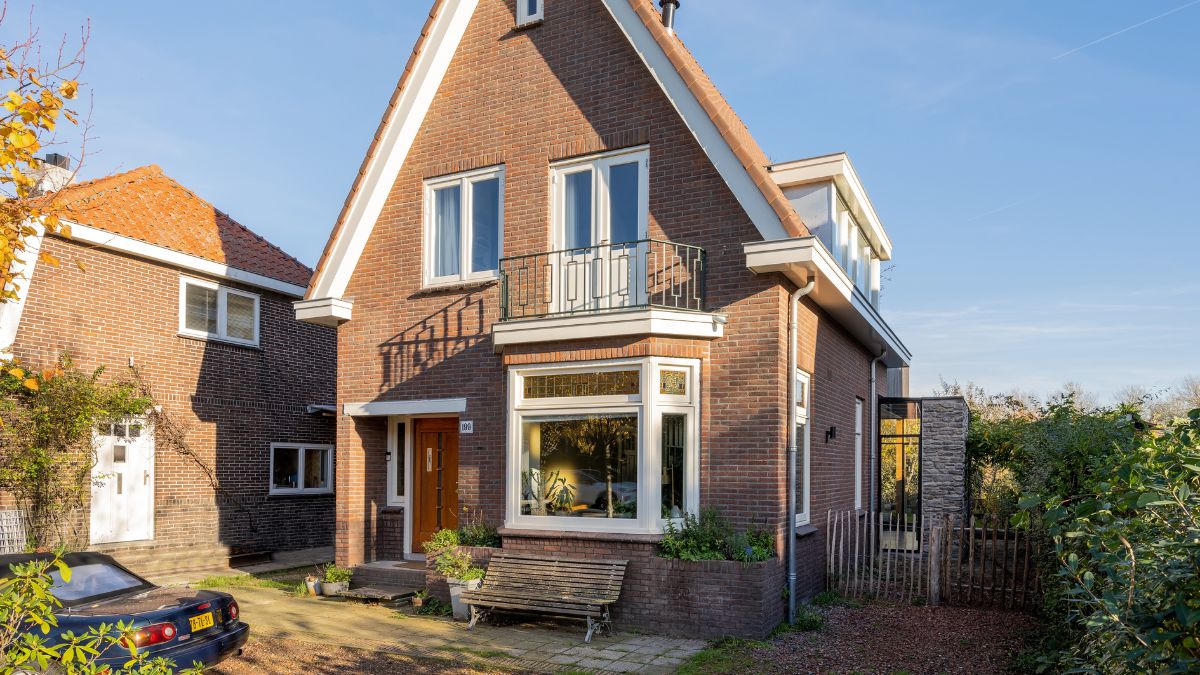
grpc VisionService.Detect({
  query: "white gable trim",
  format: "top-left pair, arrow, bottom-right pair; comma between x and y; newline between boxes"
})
66,221 -> 308,297
598,0 -> 788,242
0,222 -> 44,360
309,0 -> 479,301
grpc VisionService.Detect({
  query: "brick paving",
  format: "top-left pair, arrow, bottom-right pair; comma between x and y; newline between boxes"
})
214,585 -> 705,673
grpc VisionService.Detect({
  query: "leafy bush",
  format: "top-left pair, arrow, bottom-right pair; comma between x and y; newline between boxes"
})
0,555 -> 203,673
421,528 -> 460,554
433,549 -> 484,581
658,508 -> 775,562
414,597 -> 453,617
1026,410 -> 1200,672
320,563 -> 352,584
457,508 -> 500,548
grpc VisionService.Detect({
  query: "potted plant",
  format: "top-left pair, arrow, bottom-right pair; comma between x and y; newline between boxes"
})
411,588 -> 429,608
434,548 -> 485,620
304,574 -> 321,597
319,563 -> 353,596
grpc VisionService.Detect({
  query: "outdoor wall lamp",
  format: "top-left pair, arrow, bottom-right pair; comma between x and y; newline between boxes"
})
826,426 -> 837,443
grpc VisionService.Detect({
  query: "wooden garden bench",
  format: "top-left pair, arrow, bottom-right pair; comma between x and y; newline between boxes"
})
461,553 -> 628,642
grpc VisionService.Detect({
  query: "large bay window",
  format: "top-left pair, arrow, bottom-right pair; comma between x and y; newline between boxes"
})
508,358 -> 699,533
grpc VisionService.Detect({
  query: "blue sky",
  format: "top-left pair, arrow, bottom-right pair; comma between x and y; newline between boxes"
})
15,1 -> 1199,400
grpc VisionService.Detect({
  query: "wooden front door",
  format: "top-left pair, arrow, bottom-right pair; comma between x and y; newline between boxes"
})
413,418 -> 459,548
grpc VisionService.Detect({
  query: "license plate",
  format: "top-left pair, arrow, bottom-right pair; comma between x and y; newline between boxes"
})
188,612 -> 214,632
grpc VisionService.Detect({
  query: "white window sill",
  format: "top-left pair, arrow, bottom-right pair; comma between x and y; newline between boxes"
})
177,332 -> 260,349
493,308 -> 724,348
268,489 -> 334,497
416,276 -> 499,295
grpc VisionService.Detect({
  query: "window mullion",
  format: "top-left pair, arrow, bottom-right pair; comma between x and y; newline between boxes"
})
460,177 -> 472,278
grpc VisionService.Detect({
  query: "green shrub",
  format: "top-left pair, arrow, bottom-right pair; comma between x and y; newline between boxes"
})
458,521 -> 500,548
1027,410 -> 1200,672
414,597 -> 453,617
320,563 -> 352,584
433,548 -> 484,581
659,508 -> 775,562
421,528 -> 460,554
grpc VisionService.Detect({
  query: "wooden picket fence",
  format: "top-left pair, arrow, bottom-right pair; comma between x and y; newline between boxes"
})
826,510 -> 1039,609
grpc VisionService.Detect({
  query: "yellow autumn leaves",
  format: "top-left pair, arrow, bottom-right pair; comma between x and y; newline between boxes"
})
0,29 -> 84,303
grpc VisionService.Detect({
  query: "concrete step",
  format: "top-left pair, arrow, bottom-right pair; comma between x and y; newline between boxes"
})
352,560 -> 427,589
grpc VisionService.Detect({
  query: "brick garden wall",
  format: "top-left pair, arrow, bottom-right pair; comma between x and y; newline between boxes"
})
11,236 -> 337,554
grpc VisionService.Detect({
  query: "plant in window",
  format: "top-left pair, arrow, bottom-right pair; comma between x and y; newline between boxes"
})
520,469 -> 575,516
549,416 -> 636,518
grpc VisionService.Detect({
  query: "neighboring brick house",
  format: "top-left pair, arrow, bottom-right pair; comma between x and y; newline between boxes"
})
297,0 -> 926,635
0,162 -> 337,572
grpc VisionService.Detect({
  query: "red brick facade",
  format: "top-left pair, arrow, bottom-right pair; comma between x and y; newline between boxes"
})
10,235 -> 337,559
326,0 -> 889,635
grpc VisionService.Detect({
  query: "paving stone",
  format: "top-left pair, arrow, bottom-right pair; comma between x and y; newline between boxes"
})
650,656 -> 684,666
549,653 -> 581,665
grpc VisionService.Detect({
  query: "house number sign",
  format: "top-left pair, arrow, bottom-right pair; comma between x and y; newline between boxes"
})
459,420 -> 474,434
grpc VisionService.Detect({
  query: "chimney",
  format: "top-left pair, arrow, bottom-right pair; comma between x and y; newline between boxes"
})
660,0 -> 680,34
32,153 -> 73,195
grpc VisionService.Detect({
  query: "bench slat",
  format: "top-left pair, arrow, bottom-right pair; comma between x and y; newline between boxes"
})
485,554 -> 628,567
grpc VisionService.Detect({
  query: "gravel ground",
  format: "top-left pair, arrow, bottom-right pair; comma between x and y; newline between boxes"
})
209,635 -> 508,675
727,604 -> 1039,675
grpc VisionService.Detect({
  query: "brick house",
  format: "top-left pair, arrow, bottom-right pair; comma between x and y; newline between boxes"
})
297,0 -> 926,635
0,162 -> 337,573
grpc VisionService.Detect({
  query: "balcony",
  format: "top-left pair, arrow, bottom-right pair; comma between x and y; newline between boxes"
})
492,239 -> 721,348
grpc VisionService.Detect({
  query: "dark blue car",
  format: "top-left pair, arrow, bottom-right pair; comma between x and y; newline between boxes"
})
1,552 -> 249,670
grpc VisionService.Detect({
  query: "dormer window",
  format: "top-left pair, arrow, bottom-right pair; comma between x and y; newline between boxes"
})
517,0 -> 543,26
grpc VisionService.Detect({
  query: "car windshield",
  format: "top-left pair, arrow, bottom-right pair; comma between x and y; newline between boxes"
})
50,563 -> 144,603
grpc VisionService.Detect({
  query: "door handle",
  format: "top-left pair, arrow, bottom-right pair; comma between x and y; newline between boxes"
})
144,470 -> 150,485
426,448 -> 433,472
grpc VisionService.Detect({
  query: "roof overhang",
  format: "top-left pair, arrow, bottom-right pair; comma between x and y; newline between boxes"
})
343,398 -> 467,417
769,153 -> 892,260
294,297 -> 353,327
744,236 -> 910,368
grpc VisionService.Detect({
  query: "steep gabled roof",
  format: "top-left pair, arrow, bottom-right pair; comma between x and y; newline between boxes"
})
53,165 -> 313,288
305,0 -> 807,302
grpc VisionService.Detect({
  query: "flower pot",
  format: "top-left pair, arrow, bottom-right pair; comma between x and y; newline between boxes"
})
411,596 -> 425,608
305,577 -> 321,597
446,577 -> 481,620
320,581 -> 349,596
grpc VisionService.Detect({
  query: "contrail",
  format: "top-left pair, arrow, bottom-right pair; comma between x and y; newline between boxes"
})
1053,0 -> 1200,60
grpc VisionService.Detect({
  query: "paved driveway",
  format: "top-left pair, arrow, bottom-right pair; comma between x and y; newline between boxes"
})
216,585 -> 705,674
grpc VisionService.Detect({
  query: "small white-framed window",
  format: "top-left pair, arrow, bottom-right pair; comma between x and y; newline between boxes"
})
795,369 -> 811,526
517,0 -> 543,25
507,357 -> 699,534
387,420 -> 410,507
179,277 -> 260,346
855,397 -> 864,510
423,166 -> 505,287
269,443 -> 334,495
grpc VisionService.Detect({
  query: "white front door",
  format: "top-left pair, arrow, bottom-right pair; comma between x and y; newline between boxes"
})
90,420 -> 154,544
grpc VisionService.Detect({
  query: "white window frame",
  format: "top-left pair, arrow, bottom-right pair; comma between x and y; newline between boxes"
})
386,419 -> 412,508
855,397 -> 864,510
795,369 -> 812,526
550,146 -> 649,251
517,0 -> 544,25
178,277 -> 260,346
268,443 -> 334,495
506,357 -> 700,534
422,165 -> 505,288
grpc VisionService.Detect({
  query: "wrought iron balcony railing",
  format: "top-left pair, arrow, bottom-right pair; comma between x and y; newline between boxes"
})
499,239 -> 706,321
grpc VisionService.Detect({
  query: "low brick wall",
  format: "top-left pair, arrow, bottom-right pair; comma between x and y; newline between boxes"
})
449,529 -> 788,639
424,545 -> 498,603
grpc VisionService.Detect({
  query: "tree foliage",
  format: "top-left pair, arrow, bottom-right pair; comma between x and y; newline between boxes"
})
0,355 -> 151,549
0,6 -> 87,302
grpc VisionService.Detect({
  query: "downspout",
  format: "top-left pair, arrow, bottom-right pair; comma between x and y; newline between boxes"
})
787,279 -> 815,625
868,348 -> 887,513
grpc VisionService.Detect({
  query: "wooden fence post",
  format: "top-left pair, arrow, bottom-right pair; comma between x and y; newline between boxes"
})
929,523 -> 942,606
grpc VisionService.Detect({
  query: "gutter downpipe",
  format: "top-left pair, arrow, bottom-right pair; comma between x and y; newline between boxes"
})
868,348 -> 887,514
787,279 -> 815,625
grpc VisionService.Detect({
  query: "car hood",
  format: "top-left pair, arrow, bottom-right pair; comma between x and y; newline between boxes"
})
62,586 -> 225,617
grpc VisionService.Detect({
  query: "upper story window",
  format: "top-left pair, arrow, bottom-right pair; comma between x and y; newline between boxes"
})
552,147 -> 648,251
517,0 -> 543,26
836,195 -> 881,308
179,277 -> 259,346
423,166 -> 505,287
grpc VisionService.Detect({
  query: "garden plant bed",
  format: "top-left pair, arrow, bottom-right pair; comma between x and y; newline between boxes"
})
681,603 -> 1040,674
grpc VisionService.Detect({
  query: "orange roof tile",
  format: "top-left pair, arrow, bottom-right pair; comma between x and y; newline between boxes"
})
53,165 -> 312,288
